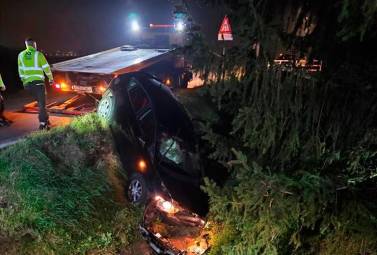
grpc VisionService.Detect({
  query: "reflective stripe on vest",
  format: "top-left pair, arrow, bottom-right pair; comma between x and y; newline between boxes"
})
19,51 -> 26,68
25,74 -> 44,79
19,67 -> 43,71
34,51 -> 38,68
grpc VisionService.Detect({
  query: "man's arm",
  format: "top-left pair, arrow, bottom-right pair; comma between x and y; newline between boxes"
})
39,52 -> 53,82
0,74 -> 5,91
17,53 -> 26,84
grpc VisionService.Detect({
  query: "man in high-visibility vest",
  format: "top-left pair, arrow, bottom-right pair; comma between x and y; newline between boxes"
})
0,73 -> 10,126
18,38 -> 54,130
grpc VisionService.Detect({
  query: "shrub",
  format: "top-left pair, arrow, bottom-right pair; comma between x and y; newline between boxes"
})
199,70 -> 377,254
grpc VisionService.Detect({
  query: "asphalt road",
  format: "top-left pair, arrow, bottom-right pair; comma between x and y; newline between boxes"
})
0,89 -> 75,148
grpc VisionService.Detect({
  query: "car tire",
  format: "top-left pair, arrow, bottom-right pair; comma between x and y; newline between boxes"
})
97,89 -> 115,121
127,173 -> 148,205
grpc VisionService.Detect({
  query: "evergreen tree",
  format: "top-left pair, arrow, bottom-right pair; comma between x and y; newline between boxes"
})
187,1 -> 377,254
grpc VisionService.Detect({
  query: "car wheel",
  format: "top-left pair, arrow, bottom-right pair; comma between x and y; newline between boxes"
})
97,89 -> 115,121
127,173 -> 148,205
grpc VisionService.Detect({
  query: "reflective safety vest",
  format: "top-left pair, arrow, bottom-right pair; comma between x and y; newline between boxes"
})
18,46 -> 53,86
0,74 -> 4,89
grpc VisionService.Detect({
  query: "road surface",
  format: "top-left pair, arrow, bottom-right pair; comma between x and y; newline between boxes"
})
0,89 -> 75,148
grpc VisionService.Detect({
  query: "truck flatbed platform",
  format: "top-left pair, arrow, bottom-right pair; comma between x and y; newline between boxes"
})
52,46 -> 171,75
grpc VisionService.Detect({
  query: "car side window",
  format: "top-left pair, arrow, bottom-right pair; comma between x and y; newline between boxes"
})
159,135 -> 201,177
159,136 -> 184,165
128,80 -> 150,113
139,109 -> 155,145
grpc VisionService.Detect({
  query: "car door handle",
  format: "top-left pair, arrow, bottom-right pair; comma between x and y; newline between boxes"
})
138,137 -> 146,147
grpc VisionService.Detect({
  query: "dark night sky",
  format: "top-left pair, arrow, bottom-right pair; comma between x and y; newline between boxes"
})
0,0 -> 224,54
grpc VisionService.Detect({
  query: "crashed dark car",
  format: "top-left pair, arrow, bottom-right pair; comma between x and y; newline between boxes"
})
98,72 -> 211,254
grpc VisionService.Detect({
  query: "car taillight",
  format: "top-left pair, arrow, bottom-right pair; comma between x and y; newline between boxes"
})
98,85 -> 106,93
61,82 -> 68,90
54,81 -> 70,91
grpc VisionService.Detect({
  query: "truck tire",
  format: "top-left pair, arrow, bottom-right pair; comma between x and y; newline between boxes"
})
97,89 -> 115,121
127,173 -> 148,205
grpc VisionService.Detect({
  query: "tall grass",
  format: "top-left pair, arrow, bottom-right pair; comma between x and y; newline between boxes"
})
0,114 -> 141,255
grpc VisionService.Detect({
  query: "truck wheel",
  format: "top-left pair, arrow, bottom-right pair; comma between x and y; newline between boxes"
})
97,89 -> 115,121
127,173 -> 148,205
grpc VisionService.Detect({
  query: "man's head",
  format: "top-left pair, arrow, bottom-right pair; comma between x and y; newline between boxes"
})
25,38 -> 37,49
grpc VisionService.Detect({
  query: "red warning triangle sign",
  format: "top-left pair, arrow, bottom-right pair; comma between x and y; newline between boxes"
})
218,15 -> 233,41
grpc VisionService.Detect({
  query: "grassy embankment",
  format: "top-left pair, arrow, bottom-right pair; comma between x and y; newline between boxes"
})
0,114 -> 142,255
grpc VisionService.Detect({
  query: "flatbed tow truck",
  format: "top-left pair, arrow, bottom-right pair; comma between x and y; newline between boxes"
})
24,45 -> 191,115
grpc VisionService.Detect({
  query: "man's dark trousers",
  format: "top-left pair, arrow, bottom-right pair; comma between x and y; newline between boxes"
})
25,81 -> 49,123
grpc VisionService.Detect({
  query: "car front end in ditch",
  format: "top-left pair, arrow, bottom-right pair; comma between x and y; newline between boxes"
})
140,194 -> 211,255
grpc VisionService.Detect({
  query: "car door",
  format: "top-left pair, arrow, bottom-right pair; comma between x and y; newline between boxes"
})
129,74 -> 208,215
156,135 -> 208,215
127,78 -> 157,166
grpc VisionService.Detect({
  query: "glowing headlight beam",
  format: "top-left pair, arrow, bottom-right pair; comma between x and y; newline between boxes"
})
175,21 -> 185,32
131,20 -> 140,32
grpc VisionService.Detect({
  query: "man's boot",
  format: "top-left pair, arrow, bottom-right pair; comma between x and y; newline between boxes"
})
39,122 -> 50,130
0,118 -> 10,127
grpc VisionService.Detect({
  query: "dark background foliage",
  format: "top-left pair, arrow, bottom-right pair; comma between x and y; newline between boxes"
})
186,0 -> 377,254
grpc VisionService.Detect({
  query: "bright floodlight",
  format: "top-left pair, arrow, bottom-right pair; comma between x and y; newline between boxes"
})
175,21 -> 185,32
131,20 -> 140,32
